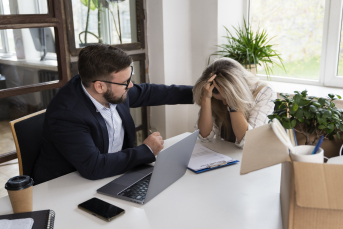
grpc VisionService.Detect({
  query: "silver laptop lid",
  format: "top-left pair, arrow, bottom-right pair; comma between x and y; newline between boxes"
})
143,130 -> 199,204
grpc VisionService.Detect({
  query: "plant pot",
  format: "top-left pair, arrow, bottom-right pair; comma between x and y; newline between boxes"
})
295,131 -> 342,158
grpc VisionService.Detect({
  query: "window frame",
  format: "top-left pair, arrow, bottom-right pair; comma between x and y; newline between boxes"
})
246,0 -> 343,88
0,0 -> 69,99
130,53 -> 147,143
64,0 -> 145,56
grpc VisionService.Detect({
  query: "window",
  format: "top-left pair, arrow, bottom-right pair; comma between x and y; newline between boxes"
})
0,0 -> 69,162
65,0 -> 145,56
248,0 -> 343,87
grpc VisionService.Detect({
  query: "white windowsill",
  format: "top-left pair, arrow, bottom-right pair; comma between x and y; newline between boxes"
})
265,80 -> 343,98
0,53 -> 57,71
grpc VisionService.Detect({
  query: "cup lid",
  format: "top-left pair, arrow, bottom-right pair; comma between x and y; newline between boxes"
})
5,175 -> 34,191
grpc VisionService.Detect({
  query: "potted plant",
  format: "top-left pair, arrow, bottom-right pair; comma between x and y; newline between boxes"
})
79,0 -> 125,47
268,90 -> 343,145
209,19 -> 286,79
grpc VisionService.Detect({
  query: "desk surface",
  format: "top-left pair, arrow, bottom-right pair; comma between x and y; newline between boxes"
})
0,133 -> 283,229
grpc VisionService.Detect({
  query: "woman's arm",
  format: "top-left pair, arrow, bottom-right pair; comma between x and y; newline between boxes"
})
197,74 -> 216,138
229,110 -> 249,143
233,86 -> 276,147
198,97 -> 213,137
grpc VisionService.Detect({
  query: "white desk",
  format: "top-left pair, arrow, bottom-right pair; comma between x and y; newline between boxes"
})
0,133 -> 283,229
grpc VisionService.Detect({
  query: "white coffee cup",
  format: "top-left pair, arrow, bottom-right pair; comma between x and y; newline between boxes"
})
290,145 -> 324,163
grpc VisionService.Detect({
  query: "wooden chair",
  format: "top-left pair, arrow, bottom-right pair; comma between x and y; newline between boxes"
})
10,110 -> 46,176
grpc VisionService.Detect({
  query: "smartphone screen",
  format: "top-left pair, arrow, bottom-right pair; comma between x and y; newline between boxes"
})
78,198 -> 125,221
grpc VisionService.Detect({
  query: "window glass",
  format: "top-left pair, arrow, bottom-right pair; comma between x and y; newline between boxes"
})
0,34 -> 3,50
0,0 -> 48,15
250,0 -> 325,80
71,0 -> 137,48
0,88 -> 58,156
337,14 -> 343,76
0,27 -> 58,90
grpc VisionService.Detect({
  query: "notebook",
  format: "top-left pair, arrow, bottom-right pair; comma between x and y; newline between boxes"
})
0,210 -> 55,229
188,143 -> 239,173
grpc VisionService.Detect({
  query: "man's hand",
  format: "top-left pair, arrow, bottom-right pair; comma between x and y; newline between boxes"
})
143,132 -> 164,156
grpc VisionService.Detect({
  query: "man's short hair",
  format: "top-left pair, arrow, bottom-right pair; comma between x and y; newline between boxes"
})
78,44 -> 132,87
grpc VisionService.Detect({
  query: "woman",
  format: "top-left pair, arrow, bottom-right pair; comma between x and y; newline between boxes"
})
193,58 -> 276,148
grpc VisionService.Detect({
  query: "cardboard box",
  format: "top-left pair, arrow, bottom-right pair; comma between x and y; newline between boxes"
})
241,124 -> 343,229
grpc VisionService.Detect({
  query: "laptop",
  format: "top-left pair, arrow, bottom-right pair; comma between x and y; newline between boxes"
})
97,130 -> 199,204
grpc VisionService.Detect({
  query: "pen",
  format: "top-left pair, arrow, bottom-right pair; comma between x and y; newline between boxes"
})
149,128 -> 157,134
311,135 -> 324,155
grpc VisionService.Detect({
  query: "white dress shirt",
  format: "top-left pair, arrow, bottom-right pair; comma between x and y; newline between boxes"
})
82,83 -> 125,153
195,85 -> 277,148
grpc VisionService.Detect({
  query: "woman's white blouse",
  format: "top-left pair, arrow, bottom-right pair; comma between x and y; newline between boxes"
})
195,85 -> 277,148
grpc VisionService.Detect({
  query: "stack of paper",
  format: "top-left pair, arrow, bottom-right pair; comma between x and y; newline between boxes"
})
188,144 -> 238,172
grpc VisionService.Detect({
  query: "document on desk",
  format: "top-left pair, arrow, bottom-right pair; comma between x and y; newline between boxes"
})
188,143 -> 238,172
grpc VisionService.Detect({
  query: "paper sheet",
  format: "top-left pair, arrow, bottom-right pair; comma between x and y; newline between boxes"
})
188,144 -> 236,171
0,218 -> 34,229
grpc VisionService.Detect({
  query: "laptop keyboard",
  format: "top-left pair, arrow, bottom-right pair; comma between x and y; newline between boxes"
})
118,174 -> 152,201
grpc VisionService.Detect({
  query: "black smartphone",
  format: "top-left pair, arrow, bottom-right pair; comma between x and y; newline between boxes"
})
78,198 -> 125,222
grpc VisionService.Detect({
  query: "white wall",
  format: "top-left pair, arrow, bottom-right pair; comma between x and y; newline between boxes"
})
147,0 -> 244,139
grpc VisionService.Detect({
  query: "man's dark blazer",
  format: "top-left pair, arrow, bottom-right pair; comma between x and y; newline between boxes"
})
32,75 -> 193,185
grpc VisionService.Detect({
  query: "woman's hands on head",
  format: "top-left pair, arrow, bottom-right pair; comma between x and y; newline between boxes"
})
212,80 -> 225,99
202,74 -> 216,100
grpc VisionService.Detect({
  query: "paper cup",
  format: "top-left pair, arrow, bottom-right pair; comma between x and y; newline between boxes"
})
5,175 -> 34,213
290,145 -> 324,163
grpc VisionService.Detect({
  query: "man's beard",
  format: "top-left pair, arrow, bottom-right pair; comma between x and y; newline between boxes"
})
103,87 -> 127,104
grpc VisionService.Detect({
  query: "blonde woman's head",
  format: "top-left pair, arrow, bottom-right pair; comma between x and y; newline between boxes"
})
193,58 -> 266,139
194,57 -> 265,116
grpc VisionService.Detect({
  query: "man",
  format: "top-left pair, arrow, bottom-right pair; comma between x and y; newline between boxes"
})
32,44 -> 193,185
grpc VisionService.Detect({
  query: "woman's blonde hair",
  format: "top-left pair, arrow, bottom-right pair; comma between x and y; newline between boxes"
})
193,57 -> 266,140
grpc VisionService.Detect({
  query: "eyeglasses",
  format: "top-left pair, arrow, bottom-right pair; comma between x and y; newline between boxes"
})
92,66 -> 133,90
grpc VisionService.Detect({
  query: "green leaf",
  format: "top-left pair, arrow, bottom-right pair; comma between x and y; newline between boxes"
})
337,95 -> 342,99
293,103 -> 298,112
268,115 -> 275,120
92,0 -> 99,7
312,102 -> 321,107
328,123 -> 334,130
318,125 -> 326,129
309,105 -> 317,112
295,110 -> 303,120
304,111 -> 312,118
326,128 -> 334,134
298,99 -> 311,106
80,0 -> 97,10
339,123 -> 343,132
318,98 -> 326,106
301,90 -> 308,97
293,94 -> 301,104
332,114 -> 340,120
291,119 -> 297,128
323,110 -> 332,118
338,132 -> 341,139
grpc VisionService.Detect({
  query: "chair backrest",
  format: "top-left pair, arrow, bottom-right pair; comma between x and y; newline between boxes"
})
10,110 -> 46,177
